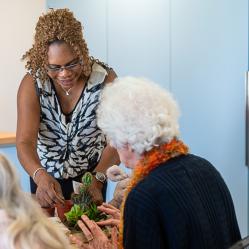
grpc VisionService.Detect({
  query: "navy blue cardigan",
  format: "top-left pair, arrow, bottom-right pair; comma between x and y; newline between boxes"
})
123,154 -> 241,249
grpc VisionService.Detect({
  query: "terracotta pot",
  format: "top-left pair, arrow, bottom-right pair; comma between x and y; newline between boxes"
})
41,206 -> 55,217
55,200 -> 73,222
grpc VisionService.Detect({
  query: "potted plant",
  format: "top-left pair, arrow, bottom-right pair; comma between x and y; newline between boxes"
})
55,199 -> 73,222
64,172 -> 107,230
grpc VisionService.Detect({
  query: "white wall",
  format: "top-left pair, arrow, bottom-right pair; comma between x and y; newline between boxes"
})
0,0 -> 46,132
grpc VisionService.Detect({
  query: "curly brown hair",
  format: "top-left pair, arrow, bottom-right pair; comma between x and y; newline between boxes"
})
22,8 -> 93,82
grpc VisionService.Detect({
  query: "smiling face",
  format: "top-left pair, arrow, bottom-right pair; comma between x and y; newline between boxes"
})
47,41 -> 83,90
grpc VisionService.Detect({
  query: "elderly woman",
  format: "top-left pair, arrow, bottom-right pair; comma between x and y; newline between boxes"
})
72,77 -> 241,249
0,154 -> 70,249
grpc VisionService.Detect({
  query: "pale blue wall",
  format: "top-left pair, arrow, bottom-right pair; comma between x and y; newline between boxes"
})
46,0 -> 248,236
0,146 -> 29,192
171,0 -> 248,236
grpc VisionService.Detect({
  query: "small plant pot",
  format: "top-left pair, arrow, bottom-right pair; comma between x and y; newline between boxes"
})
55,200 -> 73,222
41,206 -> 55,217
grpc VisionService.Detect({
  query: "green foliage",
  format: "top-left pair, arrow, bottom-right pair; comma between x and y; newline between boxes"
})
82,172 -> 93,187
64,204 -> 84,226
71,190 -> 92,209
65,172 -> 106,228
83,203 -> 107,222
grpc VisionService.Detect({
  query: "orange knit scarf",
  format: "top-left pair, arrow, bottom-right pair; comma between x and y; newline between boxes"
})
118,138 -> 188,249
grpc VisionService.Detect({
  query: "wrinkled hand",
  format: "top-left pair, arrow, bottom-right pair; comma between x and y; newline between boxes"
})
96,203 -> 120,227
87,177 -> 104,205
70,215 -> 117,249
35,171 -> 64,207
109,178 -> 130,209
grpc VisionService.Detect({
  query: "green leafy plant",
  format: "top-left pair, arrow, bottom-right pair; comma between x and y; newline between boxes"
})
64,172 -> 107,229
83,202 -> 107,221
64,204 -> 84,226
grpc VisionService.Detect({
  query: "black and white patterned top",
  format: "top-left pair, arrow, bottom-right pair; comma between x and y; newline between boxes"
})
35,63 -> 108,179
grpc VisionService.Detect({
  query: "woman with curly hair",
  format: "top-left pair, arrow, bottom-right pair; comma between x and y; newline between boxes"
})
16,8 -> 120,208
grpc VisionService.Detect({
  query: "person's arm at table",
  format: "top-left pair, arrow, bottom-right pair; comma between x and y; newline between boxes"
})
16,74 -> 64,207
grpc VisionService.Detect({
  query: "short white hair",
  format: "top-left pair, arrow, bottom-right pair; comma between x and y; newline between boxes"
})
97,77 -> 180,154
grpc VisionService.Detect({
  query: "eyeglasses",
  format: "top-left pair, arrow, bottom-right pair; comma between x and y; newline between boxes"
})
46,59 -> 82,74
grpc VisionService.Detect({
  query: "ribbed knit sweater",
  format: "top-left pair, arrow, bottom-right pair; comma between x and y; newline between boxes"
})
123,154 -> 241,249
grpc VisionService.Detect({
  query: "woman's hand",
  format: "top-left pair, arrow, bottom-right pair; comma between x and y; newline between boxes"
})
70,215 -> 117,249
109,178 -> 130,209
35,171 -> 64,207
96,203 -> 120,227
87,178 -> 104,205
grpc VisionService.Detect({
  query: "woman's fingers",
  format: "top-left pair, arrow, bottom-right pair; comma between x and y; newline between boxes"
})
77,220 -> 94,242
74,215 -> 114,249
81,215 -> 107,235
100,203 -> 119,210
98,203 -> 120,219
52,183 -> 65,203
36,187 -> 53,207
46,183 -> 64,204
36,176 -> 64,207
111,226 -> 118,248
96,218 -> 120,227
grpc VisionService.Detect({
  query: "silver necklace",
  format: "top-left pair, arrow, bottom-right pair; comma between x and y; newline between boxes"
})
62,87 -> 73,96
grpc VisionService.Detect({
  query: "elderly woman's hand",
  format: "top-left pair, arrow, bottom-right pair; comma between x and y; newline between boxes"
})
109,178 -> 130,209
96,203 -> 120,227
70,215 -> 117,249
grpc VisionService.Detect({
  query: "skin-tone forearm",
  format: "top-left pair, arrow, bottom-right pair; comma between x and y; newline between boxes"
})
16,140 -> 65,206
16,140 -> 43,179
87,144 -> 120,204
94,144 -> 120,174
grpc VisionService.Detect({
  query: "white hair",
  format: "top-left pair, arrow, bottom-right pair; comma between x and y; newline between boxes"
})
0,154 -> 70,249
97,77 -> 180,154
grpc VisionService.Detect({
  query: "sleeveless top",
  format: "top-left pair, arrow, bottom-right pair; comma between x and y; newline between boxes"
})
35,62 -> 108,179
